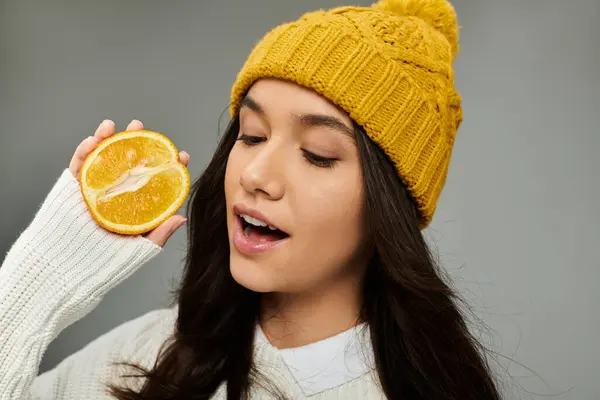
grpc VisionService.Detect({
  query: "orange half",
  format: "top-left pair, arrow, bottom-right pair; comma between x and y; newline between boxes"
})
80,130 -> 190,235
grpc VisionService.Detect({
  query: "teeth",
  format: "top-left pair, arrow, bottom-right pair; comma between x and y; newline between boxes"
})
240,214 -> 268,228
268,225 -> 277,230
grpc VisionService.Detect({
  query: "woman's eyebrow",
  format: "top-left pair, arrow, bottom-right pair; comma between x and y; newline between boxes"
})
294,113 -> 355,142
239,96 -> 265,116
240,95 -> 355,142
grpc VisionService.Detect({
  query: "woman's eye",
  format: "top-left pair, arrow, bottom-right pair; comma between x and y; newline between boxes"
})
237,134 -> 336,168
237,134 -> 265,146
302,150 -> 337,168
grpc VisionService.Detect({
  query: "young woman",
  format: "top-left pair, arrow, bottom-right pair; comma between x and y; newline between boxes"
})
0,0 -> 502,399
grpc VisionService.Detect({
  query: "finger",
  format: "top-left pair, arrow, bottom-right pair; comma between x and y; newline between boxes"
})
179,151 -> 190,166
126,119 -> 144,131
69,136 -> 99,179
93,119 -> 115,141
145,215 -> 187,247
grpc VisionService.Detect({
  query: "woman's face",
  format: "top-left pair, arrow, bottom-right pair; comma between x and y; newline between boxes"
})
225,79 -> 368,294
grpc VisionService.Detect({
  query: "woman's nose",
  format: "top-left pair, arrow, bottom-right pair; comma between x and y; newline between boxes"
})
239,144 -> 285,200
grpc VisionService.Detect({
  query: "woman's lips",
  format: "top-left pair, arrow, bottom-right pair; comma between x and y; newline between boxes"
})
232,214 -> 289,255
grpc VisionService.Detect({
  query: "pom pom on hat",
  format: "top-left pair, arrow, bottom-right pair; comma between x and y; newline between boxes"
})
373,0 -> 460,58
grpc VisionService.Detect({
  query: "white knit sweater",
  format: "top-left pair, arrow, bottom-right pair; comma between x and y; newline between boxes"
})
0,170 -> 385,399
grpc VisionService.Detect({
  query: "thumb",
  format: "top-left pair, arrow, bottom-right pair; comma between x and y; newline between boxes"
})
145,215 -> 187,247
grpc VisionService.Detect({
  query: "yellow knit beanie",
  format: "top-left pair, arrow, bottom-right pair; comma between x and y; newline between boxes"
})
231,0 -> 462,228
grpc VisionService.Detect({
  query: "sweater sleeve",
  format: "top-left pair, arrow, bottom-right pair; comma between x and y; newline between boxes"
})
30,307 -> 177,399
0,169 -> 162,399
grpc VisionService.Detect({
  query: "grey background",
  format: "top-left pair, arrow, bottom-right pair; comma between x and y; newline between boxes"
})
1,0 -> 598,398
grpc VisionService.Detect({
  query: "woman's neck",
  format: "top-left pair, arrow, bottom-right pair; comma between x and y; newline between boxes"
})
259,276 -> 363,349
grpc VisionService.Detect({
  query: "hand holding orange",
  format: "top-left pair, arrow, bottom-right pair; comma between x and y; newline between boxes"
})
69,119 -> 190,247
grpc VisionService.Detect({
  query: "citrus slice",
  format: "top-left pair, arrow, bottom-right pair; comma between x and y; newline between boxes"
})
80,130 -> 190,235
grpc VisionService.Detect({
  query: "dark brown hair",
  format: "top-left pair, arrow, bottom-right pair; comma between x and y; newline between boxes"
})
108,114 -> 501,399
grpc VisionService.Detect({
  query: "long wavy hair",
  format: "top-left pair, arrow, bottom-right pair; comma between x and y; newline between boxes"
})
108,112 -> 501,399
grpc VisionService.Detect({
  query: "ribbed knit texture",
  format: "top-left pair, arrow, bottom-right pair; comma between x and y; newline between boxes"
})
0,170 -> 384,399
231,0 -> 463,228
0,169 -> 161,399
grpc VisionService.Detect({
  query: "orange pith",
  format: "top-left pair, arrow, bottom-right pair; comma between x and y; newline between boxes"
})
80,130 -> 190,235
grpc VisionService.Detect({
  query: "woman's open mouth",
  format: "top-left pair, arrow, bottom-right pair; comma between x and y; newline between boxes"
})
240,213 -> 289,241
232,211 -> 290,255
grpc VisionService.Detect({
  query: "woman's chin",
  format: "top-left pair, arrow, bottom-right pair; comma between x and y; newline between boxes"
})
230,256 -> 276,293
